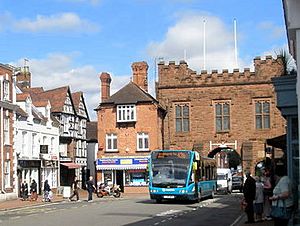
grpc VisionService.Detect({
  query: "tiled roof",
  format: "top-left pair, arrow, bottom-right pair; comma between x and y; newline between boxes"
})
32,99 -> 49,107
101,82 -> 157,105
16,93 -> 30,101
71,92 -> 82,113
22,87 -> 44,94
24,86 -> 69,112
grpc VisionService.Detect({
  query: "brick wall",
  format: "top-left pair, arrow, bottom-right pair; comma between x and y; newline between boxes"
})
0,65 -> 16,192
97,103 -> 164,157
156,56 -> 286,174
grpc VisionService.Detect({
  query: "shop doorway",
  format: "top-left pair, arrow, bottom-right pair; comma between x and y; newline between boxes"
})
116,170 -> 124,192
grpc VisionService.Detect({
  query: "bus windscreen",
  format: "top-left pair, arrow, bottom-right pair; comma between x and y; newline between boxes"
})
151,151 -> 191,188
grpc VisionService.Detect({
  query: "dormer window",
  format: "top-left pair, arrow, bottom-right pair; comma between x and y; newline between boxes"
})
117,105 -> 136,122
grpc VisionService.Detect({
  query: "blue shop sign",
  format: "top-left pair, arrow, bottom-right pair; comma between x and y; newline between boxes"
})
97,157 -> 148,166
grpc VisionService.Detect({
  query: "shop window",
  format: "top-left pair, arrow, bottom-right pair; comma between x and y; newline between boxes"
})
103,171 -> 113,184
137,132 -> 149,151
106,134 -> 118,152
255,100 -> 270,129
175,103 -> 190,132
125,170 -> 148,186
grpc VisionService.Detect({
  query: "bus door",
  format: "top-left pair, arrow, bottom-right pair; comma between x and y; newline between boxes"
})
192,161 -> 200,199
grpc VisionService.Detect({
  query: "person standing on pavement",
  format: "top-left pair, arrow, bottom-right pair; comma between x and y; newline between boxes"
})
253,176 -> 264,222
243,171 -> 256,224
20,181 -> 29,201
269,165 -> 293,226
69,176 -> 80,202
43,180 -> 51,202
262,168 -> 273,220
30,179 -> 38,201
86,176 -> 96,202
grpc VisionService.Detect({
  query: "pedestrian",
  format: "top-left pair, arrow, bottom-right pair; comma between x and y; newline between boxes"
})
86,176 -> 96,202
262,168 -> 272,220
20,180 -> 29,201
30,179 -> 38,201
254,176 -> 264,222
269,164 -> 293,226
69,176 -> 80,202
243,171 -> 256,224
43,180 -> 51,202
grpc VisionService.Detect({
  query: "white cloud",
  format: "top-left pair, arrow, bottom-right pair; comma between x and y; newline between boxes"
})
0,12 -> 99,33
147,12 -> 248,72
258,21 -> 285,40
14,53 -> 129,120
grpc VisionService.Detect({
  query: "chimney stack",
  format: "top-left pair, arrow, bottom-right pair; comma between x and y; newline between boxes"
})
131,61 -> 149,92
16,66 -> 31,88
99,72 -> 112,102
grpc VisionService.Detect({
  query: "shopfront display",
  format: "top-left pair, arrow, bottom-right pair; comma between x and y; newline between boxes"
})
96,156 -> 149,193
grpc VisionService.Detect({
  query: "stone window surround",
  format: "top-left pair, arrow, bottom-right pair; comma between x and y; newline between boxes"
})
212,100 -> 231,133
253,98 -> 271,130
174,102 -> 190,133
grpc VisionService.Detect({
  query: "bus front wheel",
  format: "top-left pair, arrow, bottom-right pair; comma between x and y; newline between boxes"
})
156,199 -> 162,204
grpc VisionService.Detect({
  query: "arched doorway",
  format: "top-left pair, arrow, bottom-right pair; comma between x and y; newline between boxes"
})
208,147 -> 241,171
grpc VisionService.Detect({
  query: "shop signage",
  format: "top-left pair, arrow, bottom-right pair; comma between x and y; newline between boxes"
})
97,157 -> 148,166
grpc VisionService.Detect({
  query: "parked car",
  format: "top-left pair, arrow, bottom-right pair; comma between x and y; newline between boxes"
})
232,176 -> 243,192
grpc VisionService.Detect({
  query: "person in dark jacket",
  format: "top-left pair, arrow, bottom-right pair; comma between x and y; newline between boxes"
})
69,176 -> 80,201
243,172 -> 256,223
86,176 -> 96,202
30,179 -> 38,201
20,181 -> 29,201
43,180 -> 51,202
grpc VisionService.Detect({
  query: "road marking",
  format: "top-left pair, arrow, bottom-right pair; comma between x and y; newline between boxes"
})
230,213 -> 244,226
10,216 -> 21,220
156,210 -> 182,217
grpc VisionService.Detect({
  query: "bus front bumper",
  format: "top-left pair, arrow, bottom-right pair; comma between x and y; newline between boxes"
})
150,194 -> 195,201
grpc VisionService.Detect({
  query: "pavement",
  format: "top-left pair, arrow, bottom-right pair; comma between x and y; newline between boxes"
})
0,191 -> 274,226
234,213 -> 274,226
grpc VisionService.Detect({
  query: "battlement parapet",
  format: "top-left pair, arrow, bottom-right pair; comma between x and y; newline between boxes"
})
158,55 -> 284,87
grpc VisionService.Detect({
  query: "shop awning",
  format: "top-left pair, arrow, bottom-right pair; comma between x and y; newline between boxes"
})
60,162 -> 81,169
266,134 -> 286,150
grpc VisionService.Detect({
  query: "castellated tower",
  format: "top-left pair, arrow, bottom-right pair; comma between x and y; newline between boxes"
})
156,55 -> 286,175
99,72 -> 112,102
131,61 -> 149,92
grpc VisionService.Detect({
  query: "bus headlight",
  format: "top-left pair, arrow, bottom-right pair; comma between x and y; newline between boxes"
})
192,187 -> 195,192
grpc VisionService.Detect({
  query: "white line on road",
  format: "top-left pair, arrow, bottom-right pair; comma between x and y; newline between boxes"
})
156,209 -> 182,217
230,213 -> 244,226
10,216 -> 21,220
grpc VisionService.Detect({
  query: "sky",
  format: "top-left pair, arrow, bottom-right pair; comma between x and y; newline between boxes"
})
0,0 -> 287,120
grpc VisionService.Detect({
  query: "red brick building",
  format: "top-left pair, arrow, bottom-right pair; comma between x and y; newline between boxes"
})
0,64 -> 18,200
96,62 -> 166,193
156,56 -> 286,174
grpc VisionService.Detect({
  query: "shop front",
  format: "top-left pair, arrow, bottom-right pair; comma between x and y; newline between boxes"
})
96,157 -> 149,193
